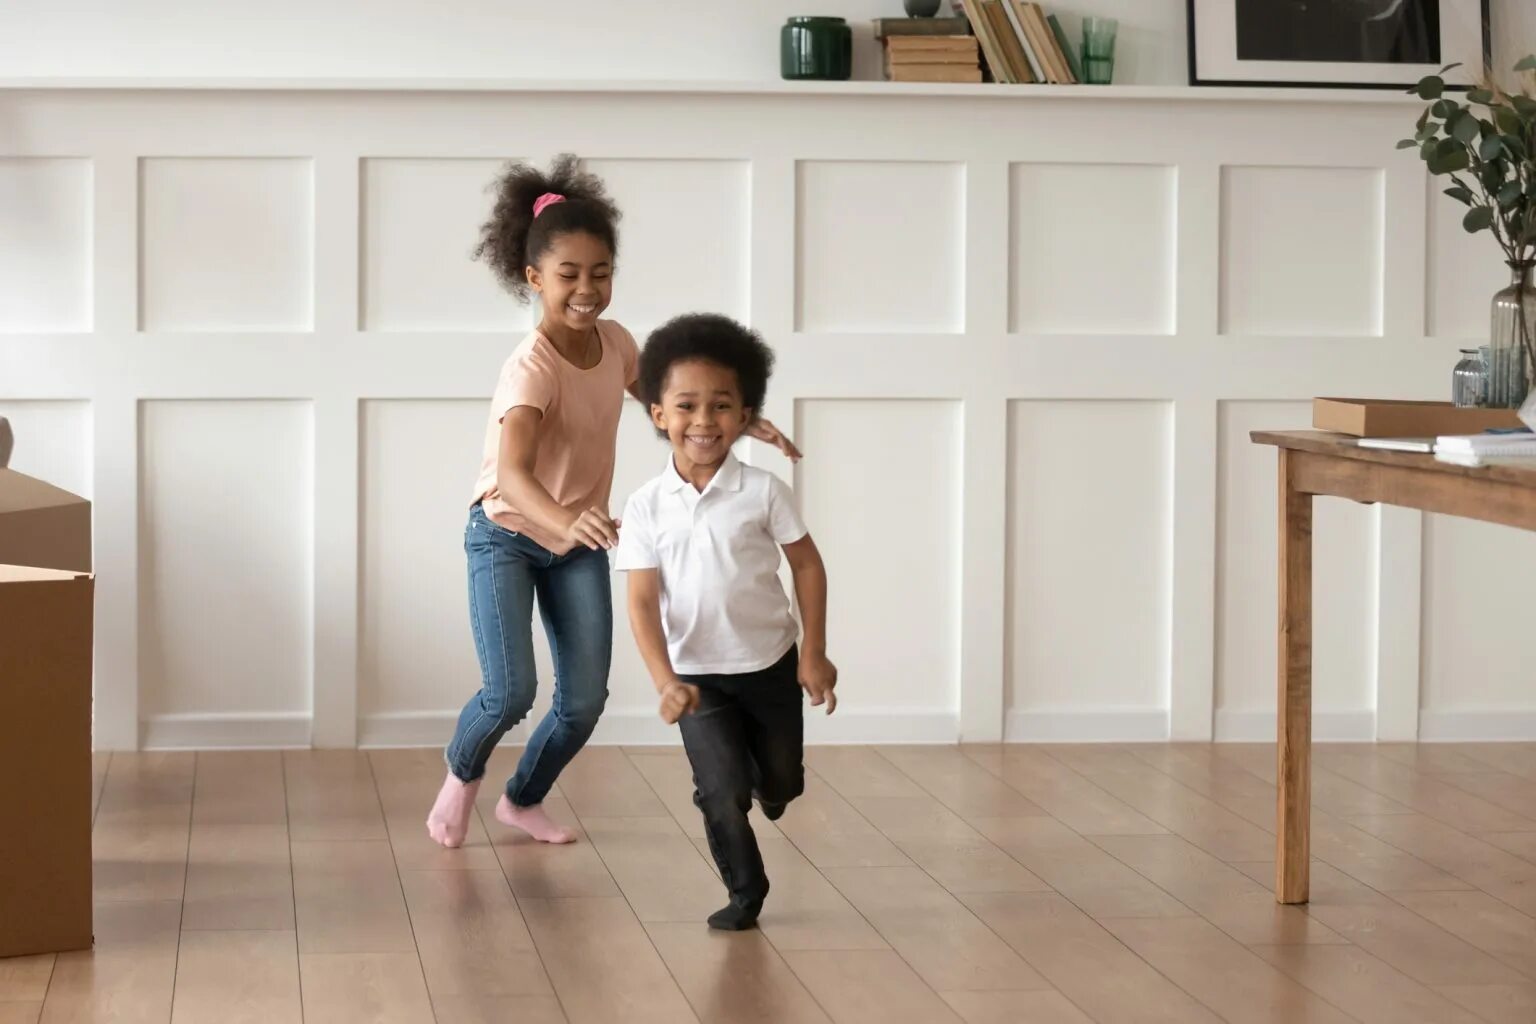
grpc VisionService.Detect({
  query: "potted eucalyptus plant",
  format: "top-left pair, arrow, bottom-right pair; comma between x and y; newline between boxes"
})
1403,57 -> 1536,428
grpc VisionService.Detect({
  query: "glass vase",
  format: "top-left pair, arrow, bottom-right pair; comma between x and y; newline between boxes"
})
1488,261 -> 1536,408
1452,347 -> 1488,407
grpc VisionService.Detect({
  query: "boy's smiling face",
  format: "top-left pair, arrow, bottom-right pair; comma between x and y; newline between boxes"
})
651,358 -> 751,475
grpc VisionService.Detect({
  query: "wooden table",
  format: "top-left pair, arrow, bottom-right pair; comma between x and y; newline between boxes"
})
1251,430 -> 1536,904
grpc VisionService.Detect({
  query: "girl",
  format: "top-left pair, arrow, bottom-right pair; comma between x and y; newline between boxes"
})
427,155 -> 798,848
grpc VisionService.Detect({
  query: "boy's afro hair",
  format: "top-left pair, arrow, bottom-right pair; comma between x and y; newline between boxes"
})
638,313 -> 774,416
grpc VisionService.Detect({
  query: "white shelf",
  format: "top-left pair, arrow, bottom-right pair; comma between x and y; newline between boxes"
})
0,76 -> 1425,104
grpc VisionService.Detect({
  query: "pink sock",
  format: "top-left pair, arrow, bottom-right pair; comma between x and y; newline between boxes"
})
495,795 -> 577,844
426,772 -> 481,848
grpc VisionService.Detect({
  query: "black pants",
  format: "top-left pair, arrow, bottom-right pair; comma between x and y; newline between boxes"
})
678,646 -> 805,909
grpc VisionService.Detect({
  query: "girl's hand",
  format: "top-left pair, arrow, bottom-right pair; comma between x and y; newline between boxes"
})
799,654 -> 838,714
564,506 -> 619,551
658,680 -> 701,724
745,417 -> 802,462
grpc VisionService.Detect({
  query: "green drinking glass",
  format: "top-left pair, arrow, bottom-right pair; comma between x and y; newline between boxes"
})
1081,17 -> 1118,85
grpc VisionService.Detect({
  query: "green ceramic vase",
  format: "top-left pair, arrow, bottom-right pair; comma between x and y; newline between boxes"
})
781,17 -> 852,80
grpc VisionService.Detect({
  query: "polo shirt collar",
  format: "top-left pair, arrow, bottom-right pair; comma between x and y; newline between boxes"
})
663,451 -> 744,496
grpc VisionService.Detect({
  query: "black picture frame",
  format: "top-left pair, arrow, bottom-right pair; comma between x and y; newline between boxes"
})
1187,0 -> 1492,89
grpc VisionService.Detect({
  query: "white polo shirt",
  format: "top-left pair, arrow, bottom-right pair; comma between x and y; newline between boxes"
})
614,452 -> 808,675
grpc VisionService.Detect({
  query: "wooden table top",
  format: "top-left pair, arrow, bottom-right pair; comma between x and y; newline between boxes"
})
1252,430 -> 1536,489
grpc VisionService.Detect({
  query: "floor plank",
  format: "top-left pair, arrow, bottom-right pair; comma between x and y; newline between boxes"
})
0,958 -> 53,1004
170,930 -> 302,1024
39,900 -> 181,1024
1435,982 -> 1536,1024
191,751 -> 286,828
1092,834 -> 1346,945
519,897 -> 698,1024
181,823 -> 293,930
960,892 -> 1221,1024
781,949 -> 964,1024
298,953 -> 435,1024
283,751 -> 388,843
398,868 -> 552,998
938,990 -> 1095,1024
291,840 -> 416,954
1101,916 -> 1356,1023
1251,943 -> 1488,1023
646,922 -> 831,1024
971,817 -> 1190,919
53,740 -> 1536,1024
580,816 -> 723,923
965,748 -> 1170,837
822,865 -> 1050,992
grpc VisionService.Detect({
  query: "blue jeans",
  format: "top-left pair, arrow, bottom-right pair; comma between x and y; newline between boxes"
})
445,504 -> 612,805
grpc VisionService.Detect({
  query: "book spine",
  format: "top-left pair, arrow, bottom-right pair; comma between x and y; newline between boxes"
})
1047,13 -> 1083,83
1027,4 -> 1071,84
960,0 -> 1012,84
984,0 -> 1033,84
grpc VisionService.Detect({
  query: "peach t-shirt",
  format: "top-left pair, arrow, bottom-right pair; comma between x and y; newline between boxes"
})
472,320 -> 639,554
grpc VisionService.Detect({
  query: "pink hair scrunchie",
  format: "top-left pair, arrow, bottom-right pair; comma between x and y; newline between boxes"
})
532,192 -> 566,218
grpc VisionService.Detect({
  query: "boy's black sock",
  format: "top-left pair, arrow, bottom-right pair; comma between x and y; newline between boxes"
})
707,899 -> 763,931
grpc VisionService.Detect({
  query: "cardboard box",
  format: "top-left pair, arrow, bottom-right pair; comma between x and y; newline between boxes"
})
0,467 -> 91,573
0,563 -> 94,957
1313,397 -> 1525,438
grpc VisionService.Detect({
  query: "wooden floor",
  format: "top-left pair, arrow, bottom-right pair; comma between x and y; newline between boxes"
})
3,743 -> 1536,1023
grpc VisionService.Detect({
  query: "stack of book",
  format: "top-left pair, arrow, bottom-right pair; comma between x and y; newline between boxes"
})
874,16 -> 982,83
1434,431 -> 1536,466
959,0 -> 1080,85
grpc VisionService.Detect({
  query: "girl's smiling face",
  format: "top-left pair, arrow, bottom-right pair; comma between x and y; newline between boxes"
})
526,231 -> 613,334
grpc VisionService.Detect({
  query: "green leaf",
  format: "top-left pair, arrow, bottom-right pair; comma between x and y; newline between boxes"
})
1495,107 -> 1523,134
1515,55 -> 1536,72
1480,135 -> 1505,160
1421,139 -> 1439,161
1441,62 -> 1463,74
1396,138 -> 1418,149
1433,98 -> 1459,118
1444,184 -> 1475,204
1416,123 -> 1439,142
1417,107 -> 1431,131
1500,181 -> 1525,207
1429,148 -> 1471,174
1504,134 -> 1528,159
1513,95 -> 1536,117
1468,88 -> 1495,105
1465,206 -> 1495,232
1451,111 -> 1481,143
1417,75 -> 1446,100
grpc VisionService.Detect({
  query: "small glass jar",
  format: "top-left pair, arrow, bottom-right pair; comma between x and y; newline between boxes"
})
780,17 -> 852,81
1452,347 -> 1488,408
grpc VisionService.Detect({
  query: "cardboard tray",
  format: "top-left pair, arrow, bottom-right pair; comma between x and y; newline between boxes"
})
1313,398 -> 1525,438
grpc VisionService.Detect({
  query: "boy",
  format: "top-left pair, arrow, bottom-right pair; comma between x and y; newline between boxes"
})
615,313 -> 837,931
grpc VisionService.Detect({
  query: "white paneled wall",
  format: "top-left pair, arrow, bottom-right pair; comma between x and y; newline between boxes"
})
795,400 -> 963,742
137,401 -> 314,746
2,82 -> 1534,750
1216,401 -> 1376,740
1006,401 -> 1172,739
140,158 -> 315,332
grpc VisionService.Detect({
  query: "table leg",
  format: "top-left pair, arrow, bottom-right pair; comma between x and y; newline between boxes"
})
1277,448 -> 1312,904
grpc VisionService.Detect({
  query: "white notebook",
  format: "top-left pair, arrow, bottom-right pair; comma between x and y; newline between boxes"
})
1357,437 -> 1434,453
1435,432 -> 1536,456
